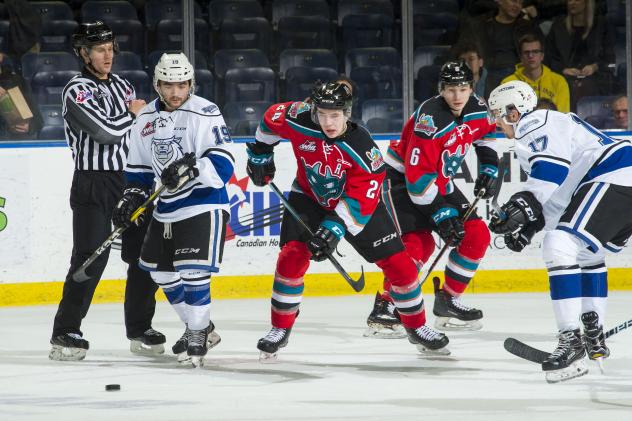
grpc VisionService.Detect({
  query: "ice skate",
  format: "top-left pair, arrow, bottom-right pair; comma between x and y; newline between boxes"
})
432,278 -> 482,331
581,311 -> 610,373
257,327 -> 291,362
542,329 -> 588,383
49,333 -> 89,361
174,322 -> 221,364
129,328 -> 166,356
405,325 -> 450,356
364,292 -> 406,339
187,328 -> 209,368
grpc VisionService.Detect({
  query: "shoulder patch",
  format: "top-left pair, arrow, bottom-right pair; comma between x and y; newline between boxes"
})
414,113 -> 437,136
516,112 -> 547,138
75,90 -> 93,103
289,102 -> 310,119
141,121 -> 155,137
365,146 -> 385,171
201,104 -> 218,114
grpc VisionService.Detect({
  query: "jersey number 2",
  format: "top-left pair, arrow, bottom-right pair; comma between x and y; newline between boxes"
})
366,180 -> 379,199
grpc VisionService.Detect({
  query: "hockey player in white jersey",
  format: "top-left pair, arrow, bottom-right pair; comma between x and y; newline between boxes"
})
487,80 -> 632,383
112,53 -> 235,367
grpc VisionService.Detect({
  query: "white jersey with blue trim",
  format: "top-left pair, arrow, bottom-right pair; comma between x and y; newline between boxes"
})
514,109 -> 632,229
125,95 -> 235,223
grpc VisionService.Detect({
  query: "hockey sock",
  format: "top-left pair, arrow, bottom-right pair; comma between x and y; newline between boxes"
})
549,265 -> 583,331
151,271 -> 188,324
377,250 -> 425,327
271,241 -> 310,328
444,219 -> 489,295
580,263 -> 608,325
181,269 -> 211,331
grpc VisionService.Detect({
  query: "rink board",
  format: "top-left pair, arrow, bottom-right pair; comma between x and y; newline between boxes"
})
1,133 -> 632,306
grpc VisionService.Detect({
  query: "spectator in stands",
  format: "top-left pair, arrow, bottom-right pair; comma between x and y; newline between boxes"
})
457,0 -> 543,94
611,94 -> 628,130
0,52 -> 42,140
545,0 -> 615,111
536,98 -> 558,110
502,33 -> 570,112
5,0 -> 41,59
454,42 -> 489,99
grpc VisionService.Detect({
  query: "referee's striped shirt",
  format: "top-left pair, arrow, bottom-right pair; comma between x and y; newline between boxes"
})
62,68 -> 137,171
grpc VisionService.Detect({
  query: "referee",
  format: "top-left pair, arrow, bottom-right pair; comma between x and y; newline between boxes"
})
49,21 -> 164,361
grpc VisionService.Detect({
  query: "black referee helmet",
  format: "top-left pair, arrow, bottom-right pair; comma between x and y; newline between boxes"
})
72,21 -> 119,57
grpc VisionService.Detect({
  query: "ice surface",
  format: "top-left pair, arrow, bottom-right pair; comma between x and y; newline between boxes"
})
1,292 -> 631,420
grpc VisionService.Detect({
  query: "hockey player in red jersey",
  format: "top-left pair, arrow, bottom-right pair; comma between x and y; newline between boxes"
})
366,61 -> 499,336
246,81 -> 449,360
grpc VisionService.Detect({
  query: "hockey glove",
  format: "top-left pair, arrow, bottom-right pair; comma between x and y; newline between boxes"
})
474,164 -> 498,199
307,219 -> 346,262
246,143 -> 275,187
112,187 -> 149,228
432,206 -> 465,247
489,191 -> 542,235
161,152 -> 199,191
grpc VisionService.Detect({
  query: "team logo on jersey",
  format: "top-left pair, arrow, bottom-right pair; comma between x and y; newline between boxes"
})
201,105 -> 218,114
440,144 -> 469,178
124,87 -> 134,103
141,121 -> 155,137
298,141 -> 317,152
75,90 -> 93,103
289,102 -> 310,119
365,147 -> 385,171
414,113 -> 437,136
445,133 -> 457,147
152,135 -> 183,170
302,159 -> 346,207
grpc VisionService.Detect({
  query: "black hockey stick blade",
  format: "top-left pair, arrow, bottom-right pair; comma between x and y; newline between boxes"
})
504,318 -> 632,364
503,337 -> 549,364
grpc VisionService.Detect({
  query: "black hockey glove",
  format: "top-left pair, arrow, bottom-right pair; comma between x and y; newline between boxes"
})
474,164 -> 498,199
246,143 -> 275,187
112,187 -> 149,228
432,206 -> 465,247
489,191 -> 542,235
307,219 -> 346,262
161,152 -> 199,191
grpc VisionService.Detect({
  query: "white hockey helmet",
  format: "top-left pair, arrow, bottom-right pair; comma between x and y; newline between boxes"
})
488,80 -> 538,124
153,52 -> 195,99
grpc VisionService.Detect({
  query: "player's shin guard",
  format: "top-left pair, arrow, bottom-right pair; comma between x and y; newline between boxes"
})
151,271 -> 188,324
270,241 -> 310,329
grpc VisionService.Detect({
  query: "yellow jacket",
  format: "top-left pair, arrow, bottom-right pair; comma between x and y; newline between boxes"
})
502,64 -> 570,113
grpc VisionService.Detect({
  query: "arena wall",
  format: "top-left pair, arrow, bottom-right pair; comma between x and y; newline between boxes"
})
2,133 -> 632,305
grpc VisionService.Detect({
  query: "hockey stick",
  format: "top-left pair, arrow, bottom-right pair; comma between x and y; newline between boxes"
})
72,184 -> 168,283
419,157 -> 509,285
269,182 -> 365,293
504,318 -> 632,363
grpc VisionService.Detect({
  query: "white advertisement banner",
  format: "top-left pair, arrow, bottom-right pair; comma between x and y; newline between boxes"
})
1,134 -> 631,284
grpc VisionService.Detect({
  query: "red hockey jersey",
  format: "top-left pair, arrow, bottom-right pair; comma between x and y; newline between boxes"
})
255,101 -> 386,235
385,94 -> 497,209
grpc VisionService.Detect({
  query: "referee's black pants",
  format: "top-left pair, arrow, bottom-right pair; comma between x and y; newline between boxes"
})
52,171 -> 159,339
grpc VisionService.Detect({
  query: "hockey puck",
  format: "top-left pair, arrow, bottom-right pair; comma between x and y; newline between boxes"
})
105,384 -> 121,391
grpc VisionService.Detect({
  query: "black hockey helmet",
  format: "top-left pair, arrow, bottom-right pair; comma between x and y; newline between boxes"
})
72,21 -> 118,57
310,81 -> 353,123
438,60 -> 473,91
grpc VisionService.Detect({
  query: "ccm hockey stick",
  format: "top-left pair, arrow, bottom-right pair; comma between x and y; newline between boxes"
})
72,184 -> 168,283
419,157 -> 508,285
269,182 -> 365,292
504,318 -> 632,363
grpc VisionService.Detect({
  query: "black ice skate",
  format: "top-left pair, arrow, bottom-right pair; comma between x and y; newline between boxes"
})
432,278 -> 483,331
364,291 -> 406,339
581,311 -> 610,372
542,329 -> 588,383
257,327 -> 291,362
187,328 -> 210,368
405,325 -> 450,356
129,328 -> 166,356
49,333 -> 89,361
174,322 -> 221,364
